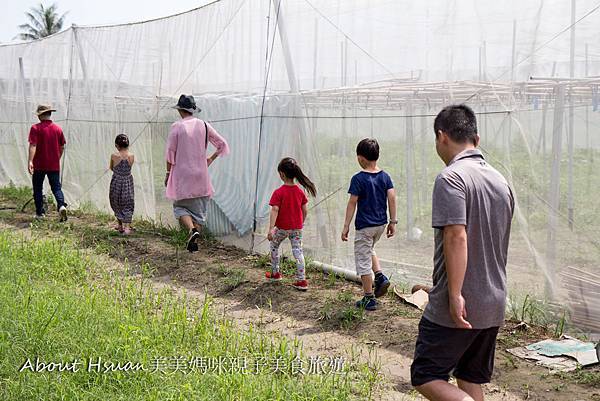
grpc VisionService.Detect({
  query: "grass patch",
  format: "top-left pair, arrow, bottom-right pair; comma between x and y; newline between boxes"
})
318,292 -> 366,330
134,218 -> 215,248
554,367 -> 600,387
0,183 -> 31,207
506,294 -> 570,338
217,264 -> 248,292
0,231 -> 378,400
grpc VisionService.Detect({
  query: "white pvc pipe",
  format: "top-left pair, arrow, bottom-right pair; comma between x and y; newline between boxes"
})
310,260 -> 362,283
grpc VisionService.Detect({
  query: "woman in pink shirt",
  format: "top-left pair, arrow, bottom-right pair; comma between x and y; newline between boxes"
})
165,95 -> 230,252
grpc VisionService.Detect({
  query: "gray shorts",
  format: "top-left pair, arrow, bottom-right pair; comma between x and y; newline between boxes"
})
354,225 -> 385,276
173,197 -> 209,226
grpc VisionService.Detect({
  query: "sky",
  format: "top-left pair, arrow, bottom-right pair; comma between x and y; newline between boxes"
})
0,0 -> 212,43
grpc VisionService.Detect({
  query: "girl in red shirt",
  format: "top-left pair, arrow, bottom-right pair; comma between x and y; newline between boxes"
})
266,158 -> 317,291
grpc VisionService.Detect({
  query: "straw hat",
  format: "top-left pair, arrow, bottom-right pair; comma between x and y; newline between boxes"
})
35,104 -> 56,116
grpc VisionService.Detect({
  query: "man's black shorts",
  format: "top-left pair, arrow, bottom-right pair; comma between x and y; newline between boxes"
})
410,317 -> 499,387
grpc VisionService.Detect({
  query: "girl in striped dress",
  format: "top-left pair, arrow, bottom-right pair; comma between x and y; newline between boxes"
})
109,134 -> 135,235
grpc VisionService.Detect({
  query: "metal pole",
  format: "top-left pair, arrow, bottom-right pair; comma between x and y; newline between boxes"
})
344,38 -> 348,86
340,41 -> 347,156
18,57 -> 30,171
18,58 -> 28,123
546,84 -> 565,300
312,18 -> 318,90
478,45 -> 482,81
272,0 -> 329,249
482,40 -> 487,81
405,101 -> 416,241
511,20 -> 517,83
60,26 -> 76,186
567,0 -> 576,230
420,106 -> 428,208
272,0 -> 298,93
586,43 -> 591,187
507,20 -> 517,158
72,25 -> 94,120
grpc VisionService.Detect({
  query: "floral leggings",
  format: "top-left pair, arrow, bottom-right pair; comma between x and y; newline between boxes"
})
270,229 -> 305,280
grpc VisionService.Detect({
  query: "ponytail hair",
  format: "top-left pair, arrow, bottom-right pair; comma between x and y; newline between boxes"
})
278,157 -> 317,197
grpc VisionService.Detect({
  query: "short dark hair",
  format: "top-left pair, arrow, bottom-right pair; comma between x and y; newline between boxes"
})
356,138 -> 379,161
433,104 -> 478,145
115,134 -> 129,149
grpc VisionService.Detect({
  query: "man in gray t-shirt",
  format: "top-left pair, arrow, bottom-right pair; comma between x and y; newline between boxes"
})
411,105 -> 514,401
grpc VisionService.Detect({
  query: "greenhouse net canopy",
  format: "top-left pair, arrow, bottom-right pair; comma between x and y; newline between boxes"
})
1,0 -> 599,335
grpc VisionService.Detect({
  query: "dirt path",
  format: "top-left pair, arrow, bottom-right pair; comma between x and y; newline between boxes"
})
0,200 -> 598,401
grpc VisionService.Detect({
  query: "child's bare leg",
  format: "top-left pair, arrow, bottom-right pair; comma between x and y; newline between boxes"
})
371,253 -> 382,274
179,215 -> 194,231
361,274 -> 374,295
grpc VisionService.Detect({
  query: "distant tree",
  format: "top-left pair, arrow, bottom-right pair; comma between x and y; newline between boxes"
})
16,3 -> 68,40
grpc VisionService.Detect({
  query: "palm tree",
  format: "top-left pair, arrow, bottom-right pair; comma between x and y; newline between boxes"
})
16,3 -> 68,40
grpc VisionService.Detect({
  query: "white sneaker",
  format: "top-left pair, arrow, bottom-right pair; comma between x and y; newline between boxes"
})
59,206 -> 68,222
34,214 -> 46,220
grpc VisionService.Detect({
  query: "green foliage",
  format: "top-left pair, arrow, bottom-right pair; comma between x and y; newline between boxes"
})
17,3 -> 68,40
217,264 -> 247,291
506,293 -> 570,338
0,184 -> 31,206
317,291 -> 366,330
0,231 -> 376,401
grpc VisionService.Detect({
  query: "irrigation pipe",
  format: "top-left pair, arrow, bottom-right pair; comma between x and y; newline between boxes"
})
310,260 -> 361,283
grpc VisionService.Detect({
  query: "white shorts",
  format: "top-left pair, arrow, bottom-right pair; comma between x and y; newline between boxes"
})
354,225 -> 385,276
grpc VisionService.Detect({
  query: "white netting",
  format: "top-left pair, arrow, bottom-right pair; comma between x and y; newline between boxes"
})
1,0 -> 599,335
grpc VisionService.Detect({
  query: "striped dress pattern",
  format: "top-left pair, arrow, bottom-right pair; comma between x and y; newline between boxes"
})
109,159 -> 135,223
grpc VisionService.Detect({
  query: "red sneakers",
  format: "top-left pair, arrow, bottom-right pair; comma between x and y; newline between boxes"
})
265,272 -> 308,291
292,280 -> 308,291
265,271 -> 282,282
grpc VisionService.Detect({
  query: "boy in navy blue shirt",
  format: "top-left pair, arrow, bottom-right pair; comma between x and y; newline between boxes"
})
342,138 -> 397,311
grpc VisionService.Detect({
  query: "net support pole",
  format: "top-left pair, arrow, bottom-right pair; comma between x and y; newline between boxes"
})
546,84 -> 565,300
340,41 -> 348,156
272,0 -> 297,94
482,40 -> 487,81
312,18 -> 318,90
585,43 -> 593,171
478,45 -> 483,81
506,20 -> 517,157
72,25 -> 94,121
405,101 -> 416,241
272,0 -> 329,250
567,0 -> 576,231
18,57 -> 30,169
419,106 -> 428,207
18,58 -> 28,123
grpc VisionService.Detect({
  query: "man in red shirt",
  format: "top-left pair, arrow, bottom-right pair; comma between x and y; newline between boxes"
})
28,105 -> 68,221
